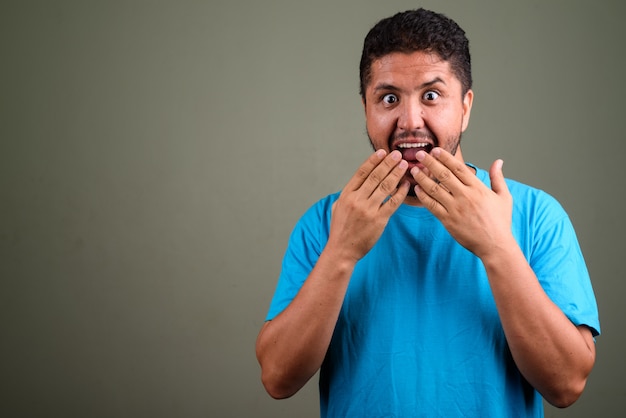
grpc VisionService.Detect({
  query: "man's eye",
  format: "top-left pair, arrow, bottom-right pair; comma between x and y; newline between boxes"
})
382,93 -> 398,104
423,91 -> 439,101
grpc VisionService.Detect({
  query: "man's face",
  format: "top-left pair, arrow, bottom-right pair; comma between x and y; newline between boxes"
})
363,51 -> 473,188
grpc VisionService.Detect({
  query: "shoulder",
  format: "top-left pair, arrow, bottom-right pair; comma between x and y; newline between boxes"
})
473,165 -> 566,219
298,192 -> 340,226
288,192 -> 340,246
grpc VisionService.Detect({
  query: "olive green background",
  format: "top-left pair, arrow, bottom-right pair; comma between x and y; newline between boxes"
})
1,1 -> 624,417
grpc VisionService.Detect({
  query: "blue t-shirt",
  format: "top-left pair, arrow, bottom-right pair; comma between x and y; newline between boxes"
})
266,166 -> 600,417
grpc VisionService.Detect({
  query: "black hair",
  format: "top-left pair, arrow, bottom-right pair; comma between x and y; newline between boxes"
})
359,8 -> 472,100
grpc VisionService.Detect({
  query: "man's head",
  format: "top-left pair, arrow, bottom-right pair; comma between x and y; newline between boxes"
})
359,9 -> 474,197
359,8 -> 472,101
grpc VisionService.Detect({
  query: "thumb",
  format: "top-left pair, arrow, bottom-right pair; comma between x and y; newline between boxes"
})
489,159 -> 508,195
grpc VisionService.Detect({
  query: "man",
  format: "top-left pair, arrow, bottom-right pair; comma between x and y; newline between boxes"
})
256,8 -> 600,417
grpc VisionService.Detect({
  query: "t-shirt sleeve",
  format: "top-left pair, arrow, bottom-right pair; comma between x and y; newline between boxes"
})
526,193 -> 601,337
265,195 -> 335,321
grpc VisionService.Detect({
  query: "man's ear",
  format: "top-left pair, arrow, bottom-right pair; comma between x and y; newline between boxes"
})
461,89 -> 473,132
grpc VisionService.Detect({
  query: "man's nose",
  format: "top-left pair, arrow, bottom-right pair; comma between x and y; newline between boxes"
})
397,98 -> 425,131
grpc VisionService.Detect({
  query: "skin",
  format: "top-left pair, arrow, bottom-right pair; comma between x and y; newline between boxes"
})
256,50 -> 596,407
363,51 -> 472,204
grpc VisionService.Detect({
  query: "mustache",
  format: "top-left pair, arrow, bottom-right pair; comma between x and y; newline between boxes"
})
392,130 -> 436,142
389,130 -> 439,146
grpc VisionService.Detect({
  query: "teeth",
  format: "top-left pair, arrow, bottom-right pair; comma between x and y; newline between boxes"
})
397,143 -> 429,149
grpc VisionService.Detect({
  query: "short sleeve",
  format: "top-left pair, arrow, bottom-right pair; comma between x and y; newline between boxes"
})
265,194 -> 337,321
525,193 -> 601,336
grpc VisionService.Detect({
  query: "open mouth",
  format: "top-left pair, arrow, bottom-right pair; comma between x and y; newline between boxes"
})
395,142 -> 433,161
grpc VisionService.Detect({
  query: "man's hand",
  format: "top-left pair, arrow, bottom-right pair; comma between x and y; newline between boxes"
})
409,148 -> 596,406
256,149 -> 409,399
328,149 -> 410,263
410,147 -> 513,258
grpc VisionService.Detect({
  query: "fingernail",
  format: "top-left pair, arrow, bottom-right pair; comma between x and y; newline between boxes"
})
432,148 -> 441,157
376,149 -> 386,158
390,150 -> 402,160
416,151 -> 426,161
399,160 -> 408,169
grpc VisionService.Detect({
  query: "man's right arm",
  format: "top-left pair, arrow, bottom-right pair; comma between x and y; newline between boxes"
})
256,150 -> 409,399
255,247 -> 357,399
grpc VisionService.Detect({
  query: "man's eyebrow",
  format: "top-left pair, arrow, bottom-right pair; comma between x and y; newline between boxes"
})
372,77 -> 446,93
419,77 -> 446,89
372,83 -> 400,93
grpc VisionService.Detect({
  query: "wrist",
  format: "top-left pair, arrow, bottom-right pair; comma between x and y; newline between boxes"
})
320,241 -> 360,274
478,235 -> 522,270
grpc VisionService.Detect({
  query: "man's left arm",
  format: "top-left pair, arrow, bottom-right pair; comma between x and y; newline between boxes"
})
411,148 -> 596,408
